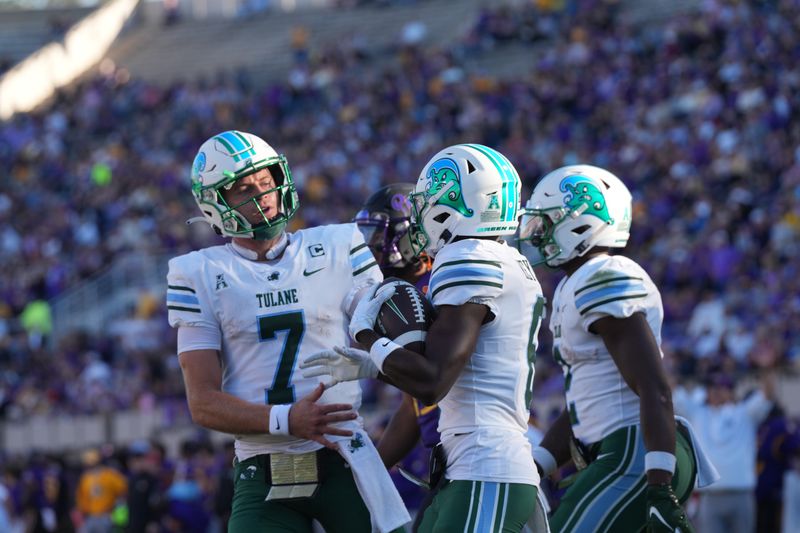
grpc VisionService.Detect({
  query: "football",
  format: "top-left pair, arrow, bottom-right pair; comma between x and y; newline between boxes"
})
375,277 -> 436,354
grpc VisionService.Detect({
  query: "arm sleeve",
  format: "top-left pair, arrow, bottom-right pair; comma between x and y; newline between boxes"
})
575,269 -> 652,332
166,255 -> 219,331
343,224 -> 383,317
428,250 -> 503,315
177,323 -> 222,353
349,223 -> 382,283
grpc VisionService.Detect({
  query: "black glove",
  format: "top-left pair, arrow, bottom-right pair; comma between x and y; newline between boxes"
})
645,483 -> 695,533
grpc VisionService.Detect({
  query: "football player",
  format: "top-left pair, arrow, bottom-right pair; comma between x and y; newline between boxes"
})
302,144 -> 550,532
519,165 -> 718,532
354,183 -> 440,528
353,183 -> 438,467
167,131 -> 409,532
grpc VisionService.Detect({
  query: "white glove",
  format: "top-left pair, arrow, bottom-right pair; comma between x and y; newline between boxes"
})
300,346 -> 378,386
348,282 -> 398,341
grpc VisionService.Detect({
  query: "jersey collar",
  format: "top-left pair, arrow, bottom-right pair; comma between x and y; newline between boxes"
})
230,232 -> 289,261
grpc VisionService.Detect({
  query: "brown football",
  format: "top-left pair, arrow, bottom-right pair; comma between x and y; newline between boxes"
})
375,277 -> 436,354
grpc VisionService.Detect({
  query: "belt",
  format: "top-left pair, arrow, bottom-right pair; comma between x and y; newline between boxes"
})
236,448 -> 340,479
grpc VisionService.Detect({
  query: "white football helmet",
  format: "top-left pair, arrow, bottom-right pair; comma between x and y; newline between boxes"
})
520,164 -> 632,267
190,130 -> 299,240
409,144 -> 521,255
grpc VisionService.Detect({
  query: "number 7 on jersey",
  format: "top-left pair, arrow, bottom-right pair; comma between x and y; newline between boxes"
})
258,311 -> 306,404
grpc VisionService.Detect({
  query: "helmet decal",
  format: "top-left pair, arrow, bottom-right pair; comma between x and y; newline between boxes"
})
560,175 -> 613,224
390,193 -> 412,216
425,158 -> 474,218
192,151 -> 206,177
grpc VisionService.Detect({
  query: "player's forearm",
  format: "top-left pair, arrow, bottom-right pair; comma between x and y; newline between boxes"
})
382,351 -> 444,405
187,389 -> 271,435
377,399 -> 421,468
358,329 -> 444,403
639,386 -> 676,484
538,408 -> 574,467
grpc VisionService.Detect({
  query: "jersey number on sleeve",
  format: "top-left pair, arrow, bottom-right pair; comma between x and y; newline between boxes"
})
257,311 -> 305,404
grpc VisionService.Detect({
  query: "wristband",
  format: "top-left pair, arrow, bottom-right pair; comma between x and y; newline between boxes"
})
532,446 -> 558,478
369,337 -> 402,373
644,451 -> 676,474
269,404 -> 292,436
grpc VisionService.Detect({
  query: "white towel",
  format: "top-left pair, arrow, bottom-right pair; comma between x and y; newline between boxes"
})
336,430 -> 411,533
676,415 -> 720,488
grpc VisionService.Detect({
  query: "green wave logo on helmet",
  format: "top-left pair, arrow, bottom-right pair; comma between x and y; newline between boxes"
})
559,175 -> 613,223
191,152 -> 206,184
425,158 -> 474,217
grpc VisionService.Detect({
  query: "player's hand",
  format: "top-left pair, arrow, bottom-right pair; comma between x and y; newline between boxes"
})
348,282 -> 398,342
646,484 -> 694,533
300,346 -> 378,386
288,383 -> 357,449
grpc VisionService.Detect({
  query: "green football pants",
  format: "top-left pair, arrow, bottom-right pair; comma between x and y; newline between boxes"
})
229,448 -> 382,533
550,424 -> 696,533
417,479 -> 539,533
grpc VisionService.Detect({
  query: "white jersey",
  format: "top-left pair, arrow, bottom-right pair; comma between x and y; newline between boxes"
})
550,254 -> 663,445
167,223 -> 382,459
428,239 -> 544,485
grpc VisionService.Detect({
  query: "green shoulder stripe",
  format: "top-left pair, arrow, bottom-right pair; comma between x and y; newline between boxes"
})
353,261 -> 378,276
574,275 -> 642,295
433,258 -> 501,275
350,243 -> 368,255
579,293 -> 647,315
168,284 -> 196,293
431,280 -> 502,299
168,305 -> 201,313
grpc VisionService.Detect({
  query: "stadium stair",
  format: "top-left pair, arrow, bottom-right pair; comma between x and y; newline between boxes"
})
0,6 -> 91,63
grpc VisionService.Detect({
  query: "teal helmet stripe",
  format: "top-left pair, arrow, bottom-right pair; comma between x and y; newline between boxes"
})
464,144 -> 518,222
231,132 -> 256,161
213,132 -> 241,155
232,148 -> 257,162
213,134 -> 235,155
220,131 -> 248,152
232,130 -> 253,150
498,151 -> 520,222
215,131 -> 257,162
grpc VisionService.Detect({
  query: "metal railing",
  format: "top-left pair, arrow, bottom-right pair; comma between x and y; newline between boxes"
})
50,251 -> 171,343
0,401 -> 193,455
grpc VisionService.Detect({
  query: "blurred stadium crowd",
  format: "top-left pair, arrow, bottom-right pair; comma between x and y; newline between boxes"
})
0,0 -> 799,530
